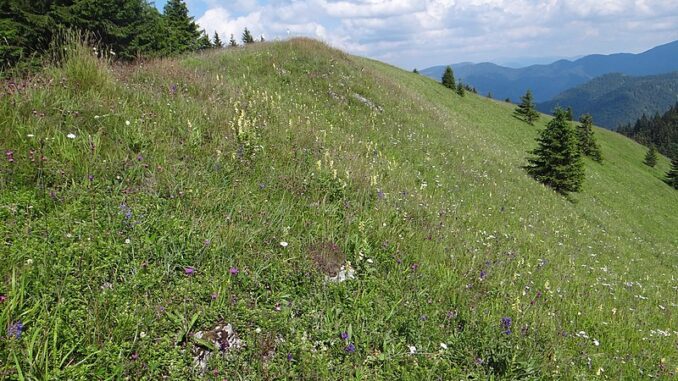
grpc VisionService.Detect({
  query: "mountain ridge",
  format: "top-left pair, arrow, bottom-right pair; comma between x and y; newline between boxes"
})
420,40 -> 678,102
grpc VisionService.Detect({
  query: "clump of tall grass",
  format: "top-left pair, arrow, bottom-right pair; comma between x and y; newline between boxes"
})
47,30 -> 111,92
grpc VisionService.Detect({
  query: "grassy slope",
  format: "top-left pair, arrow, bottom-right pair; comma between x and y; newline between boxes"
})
1,39 -> 676,380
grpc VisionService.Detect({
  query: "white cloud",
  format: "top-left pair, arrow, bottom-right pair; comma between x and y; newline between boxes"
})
194,0 -> 678,68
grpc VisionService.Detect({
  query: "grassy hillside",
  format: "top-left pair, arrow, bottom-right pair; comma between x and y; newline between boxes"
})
1,39 -> 676,380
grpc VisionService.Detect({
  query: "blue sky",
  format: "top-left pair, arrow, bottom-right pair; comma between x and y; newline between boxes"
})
153,1 -> 678,69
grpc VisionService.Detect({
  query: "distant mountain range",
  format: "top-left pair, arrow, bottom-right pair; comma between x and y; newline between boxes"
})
421,40 -> 678,103
537,72 -> 678,129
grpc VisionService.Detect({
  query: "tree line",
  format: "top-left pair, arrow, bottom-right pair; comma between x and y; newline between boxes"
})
1,0 -> 260,74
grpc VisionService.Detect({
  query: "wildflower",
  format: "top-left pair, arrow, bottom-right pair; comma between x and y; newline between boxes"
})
131,352 -> 139,360
340,331 -> 349,340
67,133 -> 76,139
137,153 -> 143,161
211,293 -> 218,300
8,321 -> 23,339
184,267 -> 195,276
6,150 -> 15,163
120,203 -> 133,220
170,84 -> 177,95
124,238 -> 131,244
408,345 -> 417,355
479,270 -> 487,280
410,263 -> 419,271
125,120 -> 131,126
344,343 -> 356,353
287,353 -> 293,361
229,267 -> 239,276
88,174 -> 94,182
280,241 -> 288,248
593,339 -> 600,346
274,303 -> 282,311
27,134 -> 34,138
377,189 -> 385,199
440,343 -> 448,350
0,295 -> 6,303
501,317 -> 512,335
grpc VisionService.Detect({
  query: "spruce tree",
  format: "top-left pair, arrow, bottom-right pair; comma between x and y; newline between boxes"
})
514,89 -> 539,125
229,34 -> 237,47
242,28 -> 254,44
666,156 -> 678,189
576,114 -> 602,162
162,0 -> 202,54
644,146 -> 658,167
213,32 -> 223,48
456,82 -> 465,97
526,108 -> 584,195
413,68 -> 419,74
441,66 -> 455,89
566,106 -> 573,121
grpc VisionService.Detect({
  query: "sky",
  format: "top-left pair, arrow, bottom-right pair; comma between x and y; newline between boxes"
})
153,0 -> 678,69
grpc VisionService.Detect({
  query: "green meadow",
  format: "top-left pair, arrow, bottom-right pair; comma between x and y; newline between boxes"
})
1,39 -> 676,379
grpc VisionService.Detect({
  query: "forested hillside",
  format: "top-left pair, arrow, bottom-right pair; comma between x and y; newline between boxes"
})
619,103 -> 678,157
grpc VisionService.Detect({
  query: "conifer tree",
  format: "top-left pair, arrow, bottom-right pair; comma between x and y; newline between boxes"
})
644,146 -> 658,167
576,114 -> 602,162
514,89 -> 539,125
242,28 -> 254,44
666,156 -> 678,189
566,106 -> 573,121
229,34 -> 238,47
413,68 -> 419,74
526,108 -> 584,195
456,82 -> 465,97
441,66 -> 455,89
163,0 -> 202,54
213,31 -> 223,48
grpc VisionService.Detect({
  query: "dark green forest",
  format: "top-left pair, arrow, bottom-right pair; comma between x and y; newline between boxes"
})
537,72 -> 678,130
1,0 -> 216,75
619,102 -> 678,158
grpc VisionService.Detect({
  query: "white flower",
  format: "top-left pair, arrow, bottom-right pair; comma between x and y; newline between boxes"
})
125,120 -> 131,126
125,238 -> 131,244
67,133 -> 76,139
26,259 -> 34,265
27,134 -> 34,138
255,327 -> 262,334
366,258 -> 374,264
408,345 -> 417,355
593,339 -> 600,346
140,331 -> 146,338
280,241 -> 288,248
440,343 -> 448,350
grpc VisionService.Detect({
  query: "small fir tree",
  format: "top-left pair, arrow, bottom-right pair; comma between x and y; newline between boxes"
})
213,31 -> 223,48
566,106 -> 573,121
644,146 -> 658,167
456,82 -> 465,97
666,156 -> 678,189
576,114 -> 602,162
413,68 -> 419,74
441,66 -> 455,89
514,89 -> 539,125
242,28 -> 254,44
229,34 -> 237,47
526,108 -> 584,195
163,0 -> 203,54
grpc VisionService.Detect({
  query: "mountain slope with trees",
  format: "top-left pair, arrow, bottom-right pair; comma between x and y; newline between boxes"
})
537,72 -> 678,130
420,40 -> 678,102
618,102 -> 678,158
1,39 -> 676,379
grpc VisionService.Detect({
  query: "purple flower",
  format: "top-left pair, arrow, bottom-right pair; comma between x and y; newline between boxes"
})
501,317 -> 512,335
479,270 -> 487,280
204,239 -> 211,247
229,267 -> 239,276
287,353 -> 293,361
211,293 -> 218,300
340,331 -> 349,340
169,84 -> 177,95
8,321 -> 23,339
410,263 -> 419,271
119,203 -> 133,220
0,295 -> 6,303
344,342 -> 356,353
377,189 -> 385,199
137,153 -> 143,161
5,150 -> 14,163
131,352 -> 139,360
88,174 -> 94,182
184,267 -> 195,276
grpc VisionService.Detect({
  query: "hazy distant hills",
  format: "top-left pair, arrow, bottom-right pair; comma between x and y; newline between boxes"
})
420,40 -> 678,103
537,72 -> 678,129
